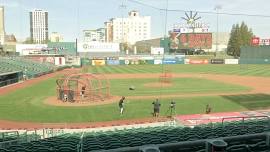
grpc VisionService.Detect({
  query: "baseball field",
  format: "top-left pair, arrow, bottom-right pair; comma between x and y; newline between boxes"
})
0,64 -> 270,124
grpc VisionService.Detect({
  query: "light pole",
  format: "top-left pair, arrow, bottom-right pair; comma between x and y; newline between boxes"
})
120,0 -> 126,53
214,5 -> 222,57
164,0 -> 169,39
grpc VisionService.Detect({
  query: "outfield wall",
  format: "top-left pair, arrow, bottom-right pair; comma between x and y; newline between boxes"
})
80,55 -> 240,66
240,46 -> 270,64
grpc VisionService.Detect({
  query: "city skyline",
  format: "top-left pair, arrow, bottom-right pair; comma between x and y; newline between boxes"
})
1,0 -> 270,42
0,6 -> 5,44
30,9 -> 48,44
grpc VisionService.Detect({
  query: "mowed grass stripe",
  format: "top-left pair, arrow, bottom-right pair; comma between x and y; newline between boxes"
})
100,66 -> 113,73
109,78 -> 250,96
0,64 -> 269,123
107,65 -> 133,73
89,64 -> 270,77
117,65 -> 139,73
0,79 -> 251,123
120,65 -> 147,73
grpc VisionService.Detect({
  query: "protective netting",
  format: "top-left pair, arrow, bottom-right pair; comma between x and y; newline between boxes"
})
56,73 -> 110,103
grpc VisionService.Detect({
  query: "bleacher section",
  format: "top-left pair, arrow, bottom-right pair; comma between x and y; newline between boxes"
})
0,57 -> 56,79
0,118 -> 270,152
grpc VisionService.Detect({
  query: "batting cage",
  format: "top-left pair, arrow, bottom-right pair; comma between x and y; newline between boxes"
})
56,73 -> 110,103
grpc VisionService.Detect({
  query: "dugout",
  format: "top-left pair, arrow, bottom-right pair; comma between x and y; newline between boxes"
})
0,71 -> 23,87
240,46 -> 270,64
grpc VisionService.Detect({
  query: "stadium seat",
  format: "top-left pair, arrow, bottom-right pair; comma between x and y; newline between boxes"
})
226,144 -> 249,152
2,118 -> 270,152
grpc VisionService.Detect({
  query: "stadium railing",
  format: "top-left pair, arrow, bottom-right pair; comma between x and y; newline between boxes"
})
1,116 -> 270,152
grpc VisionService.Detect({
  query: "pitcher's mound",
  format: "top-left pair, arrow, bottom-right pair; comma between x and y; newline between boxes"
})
144,82 -> 172,88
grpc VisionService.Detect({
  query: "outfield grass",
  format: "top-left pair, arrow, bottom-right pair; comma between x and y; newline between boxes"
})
1,79 -> 269,123
87,64 -> 270,77
110,78 -> 250,96
0,64 -> 269,123
0,73 -> 267,123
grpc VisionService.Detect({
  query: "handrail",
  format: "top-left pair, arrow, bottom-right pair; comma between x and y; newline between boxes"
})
221,115 -> 270,126
79,130 -> 85,152
183,118 -> 214,127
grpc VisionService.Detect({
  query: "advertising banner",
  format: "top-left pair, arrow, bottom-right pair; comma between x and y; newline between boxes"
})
16,44 -> 48,55
163,59 -> 177,64
92,60 -> 105,66
106,60 -> 120,65
225,59 -> 239,64
81,58 -> 91,66
119,60 -> 125,65
119,57 -> 138,60
170,33 -> 212,50
125,60 -> 130,65
176,58 -> 185,64
210,59 -> 224,64
54,57 -> 66,66
26,56 -> 55,64
140,56 -> 154,60
151,47 -> 164,55
66,56 -> 81,66
185,59 -> 208,64
154,60 -> 163,64
78,42 -> 120,52
123,59 -> 143,65
146,60 -> 154,64
180,33 -> 212,49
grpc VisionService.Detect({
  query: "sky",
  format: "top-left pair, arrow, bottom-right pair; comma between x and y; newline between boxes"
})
1,0 -> 270,41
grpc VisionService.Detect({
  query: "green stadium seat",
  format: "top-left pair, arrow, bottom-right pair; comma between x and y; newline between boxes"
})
226,144 -> 249,152
0,148 -> 10,152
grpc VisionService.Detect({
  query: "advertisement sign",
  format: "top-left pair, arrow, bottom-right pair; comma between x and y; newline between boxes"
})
176,57 -> 185,64
163,59 -> 177,64
170,33 -> 212,49
78,42 -> 120,52
106,60 -> 120,65
251,37 -> 270,46
225,59 -> 239,64
26,56 -> 55,64
180,33 -> 212,49
54,57 -> 66,66
154,60 -> 163,65
185,59 -> 208,64
140,56 -> 154,60
151,47 -> 164,55
92,60 -> 105,66
16,44 -> 48,55
124,60 -> 130,65
66,56 -> 81,66
123,60 -> 141,65
210,59 -> 224,64
146,60 -> 154,64
251,37 -> 260,46
173,21 -> 210,34
119,56 -> 153,60
173,22 -> 210,32
119,60 -> 126,65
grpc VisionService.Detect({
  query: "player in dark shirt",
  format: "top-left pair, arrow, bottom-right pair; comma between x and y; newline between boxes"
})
206,104 -> 212,114
152,99 -> 161,117
119,96 -> 126,115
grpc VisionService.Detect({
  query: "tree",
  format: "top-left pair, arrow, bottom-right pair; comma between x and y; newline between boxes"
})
227,22 -> 253,57
23,37 -> 33,44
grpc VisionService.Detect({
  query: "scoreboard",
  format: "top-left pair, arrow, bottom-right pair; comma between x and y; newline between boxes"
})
179,33 -> 212,49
